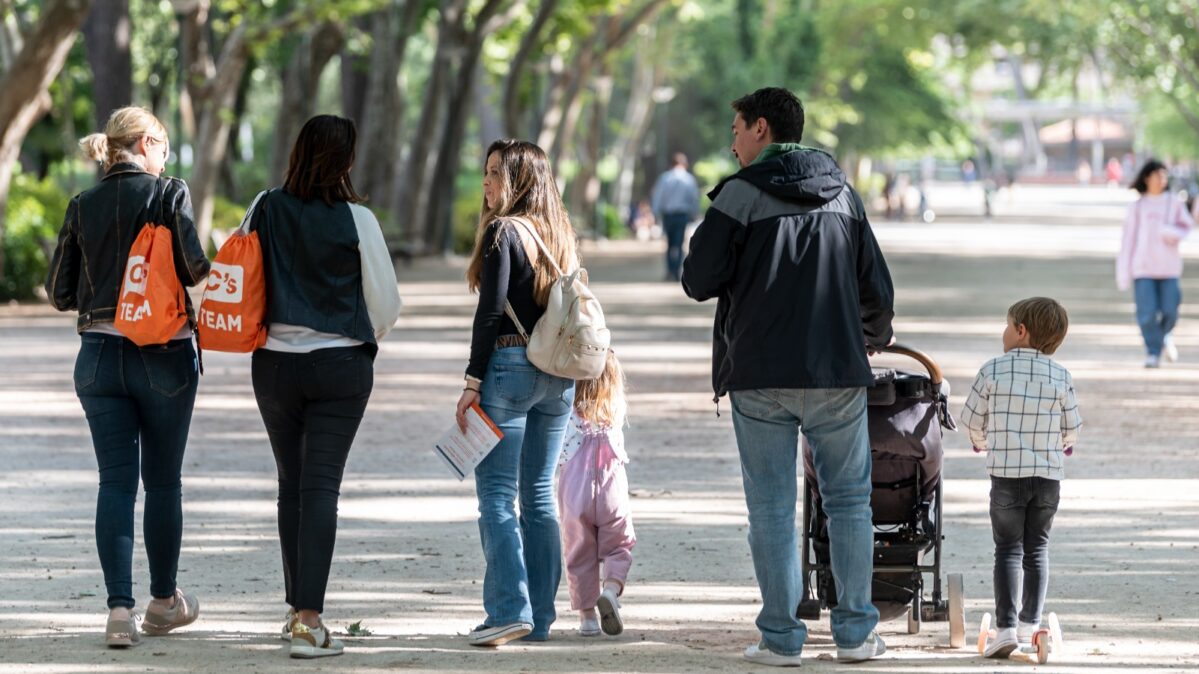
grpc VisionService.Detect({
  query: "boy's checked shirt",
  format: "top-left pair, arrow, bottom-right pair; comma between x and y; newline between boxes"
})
960,348 -> 1082,480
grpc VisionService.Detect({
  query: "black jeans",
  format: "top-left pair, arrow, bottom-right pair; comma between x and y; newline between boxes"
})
990,476 -> 1060,629
74,333 -> 199,609
251,346 -> 374,613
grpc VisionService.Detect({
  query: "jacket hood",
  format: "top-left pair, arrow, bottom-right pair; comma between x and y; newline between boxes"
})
710,147 -> 846,206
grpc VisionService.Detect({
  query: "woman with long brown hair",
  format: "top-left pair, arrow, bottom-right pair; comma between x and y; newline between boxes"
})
247,114 -> 401,658
455,139 -> 579,646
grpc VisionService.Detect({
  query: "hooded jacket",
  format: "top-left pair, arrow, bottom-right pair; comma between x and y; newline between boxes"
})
682,147 -> 894,397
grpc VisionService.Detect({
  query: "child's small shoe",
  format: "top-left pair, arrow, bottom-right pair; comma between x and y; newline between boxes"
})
579,614 -> 601,637
596,588 -> 623,636
984,627 -> 1018,658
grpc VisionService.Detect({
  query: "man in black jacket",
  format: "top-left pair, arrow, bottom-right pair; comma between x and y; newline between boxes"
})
683,87 -> 894,666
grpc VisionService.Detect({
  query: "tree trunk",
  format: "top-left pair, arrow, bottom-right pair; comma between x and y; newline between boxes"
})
0,0 -> 93,282
425,0 -> 521,254
271,23 -> 344,184
356,1 -> 422,213
502,0 -> 558,138
82,0 -> 132,130
612,32 -> 658,220
339,15 -> 371,126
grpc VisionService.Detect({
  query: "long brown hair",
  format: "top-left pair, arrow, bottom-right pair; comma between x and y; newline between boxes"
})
575,351 -> 627,429
466,139 -> 577,305
283,115 -> 365,205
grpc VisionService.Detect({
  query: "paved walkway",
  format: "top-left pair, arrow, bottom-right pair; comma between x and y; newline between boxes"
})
1,186 -> 1196,671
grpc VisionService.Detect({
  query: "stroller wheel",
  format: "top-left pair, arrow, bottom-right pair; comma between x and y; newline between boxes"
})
948,573 -> 966,648
1032,629 -> 1051,664
977,612 -> 992,656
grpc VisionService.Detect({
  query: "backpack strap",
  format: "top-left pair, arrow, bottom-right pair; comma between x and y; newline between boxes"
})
506,216 -> 565,276
239,189 -> 270,234
155,176 -> 167,225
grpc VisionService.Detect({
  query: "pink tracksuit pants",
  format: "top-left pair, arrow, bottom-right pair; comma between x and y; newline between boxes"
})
557,432 -> 636,610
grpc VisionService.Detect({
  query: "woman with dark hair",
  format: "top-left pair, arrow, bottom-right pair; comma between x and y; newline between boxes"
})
455,139 -> 579,646
246,114 -> 401,658
1117,160 -> 1194,368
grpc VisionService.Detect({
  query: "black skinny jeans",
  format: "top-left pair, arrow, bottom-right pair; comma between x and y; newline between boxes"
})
74,333 -> 199,609
251,346 -> 373,614
990,476 -> 1061,629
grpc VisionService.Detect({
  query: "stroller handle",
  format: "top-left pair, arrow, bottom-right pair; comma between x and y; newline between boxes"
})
873,343 -> 943,387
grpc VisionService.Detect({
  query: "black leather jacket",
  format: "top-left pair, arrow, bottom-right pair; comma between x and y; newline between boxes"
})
45,163 -> 211,332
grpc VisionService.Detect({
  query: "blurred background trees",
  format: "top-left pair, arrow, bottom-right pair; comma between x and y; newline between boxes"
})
0,0 -> 1196,299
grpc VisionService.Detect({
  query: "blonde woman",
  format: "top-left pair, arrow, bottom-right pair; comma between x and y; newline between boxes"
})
455,139 -> 578,646
46,107 -> 210,647
557,352 -> 635,638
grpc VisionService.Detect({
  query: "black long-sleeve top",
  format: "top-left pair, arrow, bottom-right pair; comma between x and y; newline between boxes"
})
466,220 -> 545,379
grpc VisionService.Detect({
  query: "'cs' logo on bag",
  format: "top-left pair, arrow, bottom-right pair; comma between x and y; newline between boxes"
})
122,256 -> 148,297
205,262 -> 244,303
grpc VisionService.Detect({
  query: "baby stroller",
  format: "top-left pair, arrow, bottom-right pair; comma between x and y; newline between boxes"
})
797,344 -> 966,647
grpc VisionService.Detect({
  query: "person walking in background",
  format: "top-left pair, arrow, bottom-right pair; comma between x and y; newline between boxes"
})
46,107 -> 210,648
651,152 -> 700,281
1116,159 -> 1194,368
960,297 -> 1082,658
455,139 -> 579,646
247,115 -> 401,658
558,352 -> 635,638
682,87 -> 894,666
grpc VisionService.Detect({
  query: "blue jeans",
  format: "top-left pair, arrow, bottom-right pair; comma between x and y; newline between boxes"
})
74,333 -> 199,609
475,347 -> 574,638
730,387 -> 878,655
990,476 -> 1059,629
1134,278 -> 1181,357
662,212 -> 690,280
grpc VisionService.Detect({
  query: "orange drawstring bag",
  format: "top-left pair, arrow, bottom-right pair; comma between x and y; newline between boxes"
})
197,190 -> 268,352
113,181 -> 189,346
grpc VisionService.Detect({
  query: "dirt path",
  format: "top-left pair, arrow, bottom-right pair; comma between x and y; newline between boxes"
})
1,186 -> 1196,672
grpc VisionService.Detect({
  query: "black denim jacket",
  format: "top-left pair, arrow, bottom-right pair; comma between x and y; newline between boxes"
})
45,163 -> 211,332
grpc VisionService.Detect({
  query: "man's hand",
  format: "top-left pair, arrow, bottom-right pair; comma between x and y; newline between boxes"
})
867,335 -> 897,356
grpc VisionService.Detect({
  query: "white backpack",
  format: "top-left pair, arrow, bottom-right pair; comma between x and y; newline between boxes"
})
503,217 -> 610,380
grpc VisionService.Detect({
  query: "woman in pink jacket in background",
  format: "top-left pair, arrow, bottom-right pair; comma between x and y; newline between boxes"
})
1117,160 -> 1194,368
557,351 -> 636,638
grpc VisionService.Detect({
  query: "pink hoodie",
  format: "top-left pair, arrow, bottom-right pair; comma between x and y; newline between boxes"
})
1116,193 -> 1194,290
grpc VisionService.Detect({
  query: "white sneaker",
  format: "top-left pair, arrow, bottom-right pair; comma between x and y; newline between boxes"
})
1164,336 -> 1179,362
984,627 -> 1018,658
597,588 -> 623,636
743,641 -> 803,667
579,615 -> 601,637
837,631 -> 886,662
1145,355 -> 1161,369
289,622 -> 344,658
1017,620 -> 1039,645
468,622 -> 533,647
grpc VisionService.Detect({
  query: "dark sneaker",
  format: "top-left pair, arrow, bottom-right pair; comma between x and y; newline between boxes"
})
468,622 -> 533,647
141,589 -> 199,636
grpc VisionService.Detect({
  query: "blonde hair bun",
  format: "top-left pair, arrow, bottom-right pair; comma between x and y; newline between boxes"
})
79,133 -> 109,162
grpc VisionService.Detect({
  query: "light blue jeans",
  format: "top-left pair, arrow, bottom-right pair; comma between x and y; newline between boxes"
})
475,347 -> 574,639
1134,277 -> 1181,357
730,387 -> 879,656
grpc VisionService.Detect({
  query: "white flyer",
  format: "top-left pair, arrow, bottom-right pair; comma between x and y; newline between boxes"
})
433,403 -> 503,480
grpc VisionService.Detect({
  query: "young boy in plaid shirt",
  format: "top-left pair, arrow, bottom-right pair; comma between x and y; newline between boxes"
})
960,297 -> 1082,658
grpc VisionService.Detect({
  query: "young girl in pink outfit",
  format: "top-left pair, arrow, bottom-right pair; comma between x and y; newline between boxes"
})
558,352 -> 635,637
1116,160 -> 1195,368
